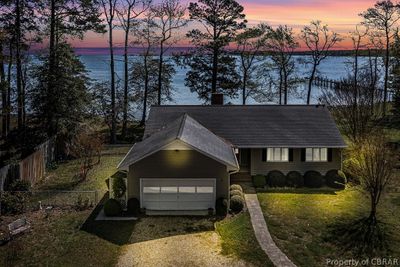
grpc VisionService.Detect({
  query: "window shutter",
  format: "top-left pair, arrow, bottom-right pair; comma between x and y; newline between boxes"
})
289,148 -> 293,162
301,148 -> 305,162
328,148 -> 333,162
261,149 -> 266,162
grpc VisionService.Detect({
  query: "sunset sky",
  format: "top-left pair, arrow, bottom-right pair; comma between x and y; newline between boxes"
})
70,0 -> 378,50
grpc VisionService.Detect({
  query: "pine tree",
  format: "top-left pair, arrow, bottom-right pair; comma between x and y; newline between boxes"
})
31,43 -> 90,138
185,0 -> 246,103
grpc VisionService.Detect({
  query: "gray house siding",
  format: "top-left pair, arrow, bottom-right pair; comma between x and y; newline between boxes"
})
250,148 -> 342,176
127,150 -> 229,200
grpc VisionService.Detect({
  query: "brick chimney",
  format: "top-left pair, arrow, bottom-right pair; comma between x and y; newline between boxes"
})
211,93 -> 224,105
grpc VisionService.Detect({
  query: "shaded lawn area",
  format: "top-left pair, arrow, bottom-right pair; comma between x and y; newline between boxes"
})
0,209 -> 120,267
35,145 -> 131,191
1,145 -> 269,266
215,212 -> 274,267
258,188 -> 400,267
0,146 -> 131,267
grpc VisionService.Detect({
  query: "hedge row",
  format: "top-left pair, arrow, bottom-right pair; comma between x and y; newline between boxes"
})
252,169 -> 346,189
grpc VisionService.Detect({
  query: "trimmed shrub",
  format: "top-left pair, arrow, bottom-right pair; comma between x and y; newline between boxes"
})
112,176 -> 126,199
127,198 -> 140,216
252,175 -> 266,188
304,171 -> 324,188
230,190 -> 243,198
286,171 -> 304,188
103,198 -> 122,217
9,180 -> 31,191
325,169 -> 346,189
0,192 -> 25,215
216,197 -> 228,216
229,195 -> 244,213
266,170 -> 286,187
230,184 -> 243,192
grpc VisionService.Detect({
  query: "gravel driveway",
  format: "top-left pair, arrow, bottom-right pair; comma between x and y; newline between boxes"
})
116,231 -> 250,267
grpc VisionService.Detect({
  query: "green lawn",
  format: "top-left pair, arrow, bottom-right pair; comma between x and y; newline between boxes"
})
1,145 -> 269,267
36,145 -> 130,192
258,188 -> 400,267
216,212 -> 274,267
0,145 -> 131,267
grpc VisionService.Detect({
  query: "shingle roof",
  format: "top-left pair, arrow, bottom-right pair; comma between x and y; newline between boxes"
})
144,105 -> 346,148
118,114 -> 239,170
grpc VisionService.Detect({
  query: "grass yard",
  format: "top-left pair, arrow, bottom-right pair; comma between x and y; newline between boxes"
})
1,145 -> 269,267
0,145 -> 131,267
216,212 -> 274,267
258,187 -> 400,267
36,145 -> 130,192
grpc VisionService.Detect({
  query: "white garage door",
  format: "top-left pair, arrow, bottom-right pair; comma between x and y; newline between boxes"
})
140,178 -> 216,210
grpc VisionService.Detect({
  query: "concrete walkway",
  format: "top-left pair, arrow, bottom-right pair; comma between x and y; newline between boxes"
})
245,194 -> 297,267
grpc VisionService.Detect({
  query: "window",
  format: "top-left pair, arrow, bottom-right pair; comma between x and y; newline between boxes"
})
196,186 -> 214,193
306,148 -> 328,162
266,148 -> 289,162
179,186 -> 196,193
161,187 -> 177,193
143,187 -> 160,193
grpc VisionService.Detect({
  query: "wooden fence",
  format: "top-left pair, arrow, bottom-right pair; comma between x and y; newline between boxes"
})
0,137 -> 56,190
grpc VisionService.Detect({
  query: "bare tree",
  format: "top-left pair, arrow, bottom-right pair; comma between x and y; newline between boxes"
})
131,12 -> 158,126
236,24 -> 268,105
69,127 -> 103,181
346,134 -> 396,225
323,70 -> 382,142
101,0 -> 119,144
151,0 -> 187,106
361,0 -> 400,115
117,0 -> 150,139
301,20 -> 341,104
351,24 -> 369,94
265,25 -> 298,105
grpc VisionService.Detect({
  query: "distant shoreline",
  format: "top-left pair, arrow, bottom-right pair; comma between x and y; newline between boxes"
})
28,47 -> 383,57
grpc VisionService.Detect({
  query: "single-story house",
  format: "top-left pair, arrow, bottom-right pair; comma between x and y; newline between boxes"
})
117,97 -> 346,212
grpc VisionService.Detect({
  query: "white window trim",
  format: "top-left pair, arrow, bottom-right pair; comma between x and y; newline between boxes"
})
266,148 -> 289,162
305,148 -> 328,162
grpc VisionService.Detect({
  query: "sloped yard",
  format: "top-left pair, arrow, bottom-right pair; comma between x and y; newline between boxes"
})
258,187 -> 400,267
0,145 -> 272,267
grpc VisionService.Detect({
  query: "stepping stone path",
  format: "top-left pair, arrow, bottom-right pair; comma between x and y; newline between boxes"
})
245,194 -> 297,267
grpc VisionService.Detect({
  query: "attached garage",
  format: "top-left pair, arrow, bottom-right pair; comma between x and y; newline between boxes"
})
117,114 -> 240,213
140,178 -> 216,210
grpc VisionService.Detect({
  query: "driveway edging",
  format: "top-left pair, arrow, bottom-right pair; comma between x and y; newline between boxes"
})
245,194 -> 297,267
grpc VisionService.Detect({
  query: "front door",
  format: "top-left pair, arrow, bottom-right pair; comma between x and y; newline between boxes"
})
239,148 -> 251,172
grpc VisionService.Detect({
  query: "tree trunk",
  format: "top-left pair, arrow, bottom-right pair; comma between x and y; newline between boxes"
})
283,67 -> 288,105
278,69 -> 283,105
48,0 -> 56,135
121,13 -> 131,140
141,55 -> 149,126
157,41 -> 164,106
6,44 -> 13,134
383,31 -> 390,116
108,19 -> 117,144
0,42 -> 6,138
242,70 -> 247,105
307,64 -> 317,105
15,0 -> 23,130
368,196 -> 377,225
211,46 -> 218,95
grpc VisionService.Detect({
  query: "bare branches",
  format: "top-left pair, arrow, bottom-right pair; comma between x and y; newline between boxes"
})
301,20 -> 341,104
345,134 -> 395,222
